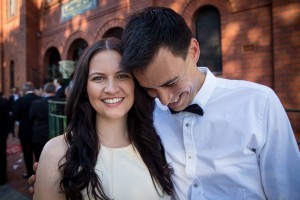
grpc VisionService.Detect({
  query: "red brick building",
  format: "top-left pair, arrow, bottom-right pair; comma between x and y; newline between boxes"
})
0,0 -> 299,139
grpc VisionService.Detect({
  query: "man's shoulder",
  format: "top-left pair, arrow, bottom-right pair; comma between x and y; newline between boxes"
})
0,97 -> 9,107
24,92 -> 40,99
216,78 -> 273,96
31,97 -> 46,105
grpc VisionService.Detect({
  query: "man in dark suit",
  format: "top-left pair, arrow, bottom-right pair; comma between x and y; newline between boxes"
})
8,87 -> 20,137
0,92 -> 12,185
13,82 -> 41,179
54,77 -> 66,99
29,82 -> 56,161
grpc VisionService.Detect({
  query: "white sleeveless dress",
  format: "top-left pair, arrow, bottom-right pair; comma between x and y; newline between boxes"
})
82,144 -> 171,200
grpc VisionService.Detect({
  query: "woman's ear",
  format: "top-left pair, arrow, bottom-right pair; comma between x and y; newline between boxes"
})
189,38 -> 200,64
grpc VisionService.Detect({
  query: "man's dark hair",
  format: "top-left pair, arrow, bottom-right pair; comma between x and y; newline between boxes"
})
55,77 -> 64,85
43,82 -> 56,93
22,81 -> 35,92
121,6 -> 192,72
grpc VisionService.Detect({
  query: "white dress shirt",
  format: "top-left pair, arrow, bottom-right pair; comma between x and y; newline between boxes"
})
154,67 -> 300,200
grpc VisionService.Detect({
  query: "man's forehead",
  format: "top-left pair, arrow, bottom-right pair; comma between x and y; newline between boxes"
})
133,68 -> 177,89
132,47 -> 184,88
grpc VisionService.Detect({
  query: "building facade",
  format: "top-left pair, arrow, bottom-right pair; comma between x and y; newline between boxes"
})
0,0 -> 299,138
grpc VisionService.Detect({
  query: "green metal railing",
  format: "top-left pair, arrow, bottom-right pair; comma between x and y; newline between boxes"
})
48,100 -> 67,138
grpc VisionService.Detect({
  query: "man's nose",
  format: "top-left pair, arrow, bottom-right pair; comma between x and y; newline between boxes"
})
156,88 -> 172,106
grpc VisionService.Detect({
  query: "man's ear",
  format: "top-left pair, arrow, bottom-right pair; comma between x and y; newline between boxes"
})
189,38 -> 200,64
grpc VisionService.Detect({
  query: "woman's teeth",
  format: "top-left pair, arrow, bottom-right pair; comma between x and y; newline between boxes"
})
103,98 -> 123,104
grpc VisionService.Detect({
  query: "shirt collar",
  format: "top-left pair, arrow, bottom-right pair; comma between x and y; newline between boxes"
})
155,67 -> 217,111
191,67 -> 216,108
25,91 -> 34,94
56,85 -> 62,91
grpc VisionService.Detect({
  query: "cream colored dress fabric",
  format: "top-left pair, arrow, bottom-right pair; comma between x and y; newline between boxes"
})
82,144 -> 170,200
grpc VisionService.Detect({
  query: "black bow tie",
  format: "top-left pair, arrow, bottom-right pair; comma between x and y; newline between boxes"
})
170,104 -> 204,116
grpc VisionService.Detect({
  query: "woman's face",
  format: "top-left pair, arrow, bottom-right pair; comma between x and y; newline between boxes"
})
87,50 -> 134,120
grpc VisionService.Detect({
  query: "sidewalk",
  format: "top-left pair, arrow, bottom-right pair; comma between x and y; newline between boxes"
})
0,134 -> 32,200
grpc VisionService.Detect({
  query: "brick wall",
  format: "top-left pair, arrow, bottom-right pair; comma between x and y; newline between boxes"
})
1,0 -> 25,94
272,0 -> 300,139
25,0 -> 41,87
0,1 -> 2,91
1,0 -> 299,139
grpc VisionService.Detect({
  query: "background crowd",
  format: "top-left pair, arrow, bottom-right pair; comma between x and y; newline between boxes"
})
0,78 -> 68,186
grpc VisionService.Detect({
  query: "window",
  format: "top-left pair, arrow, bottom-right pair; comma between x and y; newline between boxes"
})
7,0 -> 17,20
195,6 -> 222,73
10,60 -> 15,88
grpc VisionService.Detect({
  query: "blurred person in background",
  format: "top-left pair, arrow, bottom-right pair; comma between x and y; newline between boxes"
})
13,82 -> 41,179
34,87 -> 44,97
54,77 -> 66,99
0,92 -> 12,185
8,87 -> 20,137
29,82 -> 57,161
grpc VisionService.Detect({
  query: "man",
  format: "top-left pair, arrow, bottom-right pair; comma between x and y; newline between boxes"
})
8,87 -> 20,137
13,82 -> 41,179
121,7 -> 300,199
53,77 -> 66,99
0,92 -> 11,185
29,82 -> 57,161
29,7 -> 300,199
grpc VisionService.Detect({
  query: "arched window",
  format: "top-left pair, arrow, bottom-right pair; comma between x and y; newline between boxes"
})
44,47 -> 61,81
10,60 -> 14,87
67,38 -> 88,62
195,6 -> 222,73
103,27 -> 123,39
7,0 -> 17,20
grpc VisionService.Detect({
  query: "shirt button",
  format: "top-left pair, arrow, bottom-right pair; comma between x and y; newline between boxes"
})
194,183 -> 198,187
188,155 -> 192,159
185,123 -> 189,127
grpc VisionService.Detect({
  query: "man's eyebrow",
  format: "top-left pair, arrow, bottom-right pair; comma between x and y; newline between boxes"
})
143,76 -> 179,90
160,76 -> 179,87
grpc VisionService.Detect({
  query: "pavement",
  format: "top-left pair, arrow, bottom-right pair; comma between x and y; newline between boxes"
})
0,133 -> 32,200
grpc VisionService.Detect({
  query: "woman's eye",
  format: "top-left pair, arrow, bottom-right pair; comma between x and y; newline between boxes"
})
92,76 -> 103,81
117,74 -> 130,79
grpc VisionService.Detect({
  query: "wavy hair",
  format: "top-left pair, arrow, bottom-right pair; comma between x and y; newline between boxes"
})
59,37 -> 173,199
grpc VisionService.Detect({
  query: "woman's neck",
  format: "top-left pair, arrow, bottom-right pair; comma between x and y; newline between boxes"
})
95,116 -> 130,148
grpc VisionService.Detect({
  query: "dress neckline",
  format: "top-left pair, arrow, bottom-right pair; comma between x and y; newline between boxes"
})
100,143 -> 133,151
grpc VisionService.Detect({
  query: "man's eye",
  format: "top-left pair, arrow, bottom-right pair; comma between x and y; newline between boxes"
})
144,88 -> 154,93
166,82 -> 176,87
144,88 -> 156,98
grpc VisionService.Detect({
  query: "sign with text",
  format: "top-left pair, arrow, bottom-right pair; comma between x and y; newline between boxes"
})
61,0 -> 97,22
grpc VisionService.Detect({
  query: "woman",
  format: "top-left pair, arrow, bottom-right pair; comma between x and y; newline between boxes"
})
33,38 -> 173,200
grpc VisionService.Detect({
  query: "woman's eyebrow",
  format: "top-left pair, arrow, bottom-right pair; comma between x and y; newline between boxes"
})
88,72 -> 103,78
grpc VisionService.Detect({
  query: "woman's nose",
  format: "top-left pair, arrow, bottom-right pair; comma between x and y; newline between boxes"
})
104,79 -> 119,93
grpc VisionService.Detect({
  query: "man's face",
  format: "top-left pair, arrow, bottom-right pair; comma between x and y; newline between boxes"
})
53,79 -> 59,87
133,40 -> 201,111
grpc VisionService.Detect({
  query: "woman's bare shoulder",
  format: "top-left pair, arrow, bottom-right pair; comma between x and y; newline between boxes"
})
33,134 -> 69,200
42,134 -> 68,159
